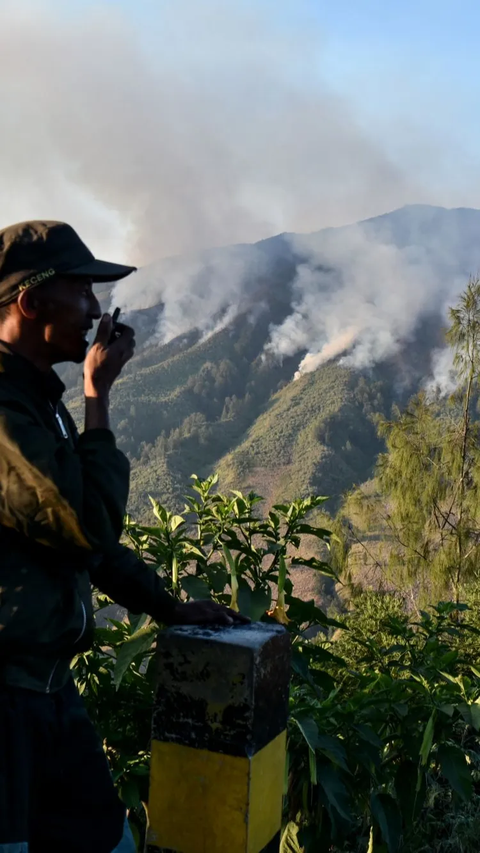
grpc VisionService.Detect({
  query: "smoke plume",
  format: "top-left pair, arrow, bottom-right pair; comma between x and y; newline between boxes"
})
1,1 -> 478,381
0,0 -> 418,266
425,347 -> 458,398
267,213 -> 480,375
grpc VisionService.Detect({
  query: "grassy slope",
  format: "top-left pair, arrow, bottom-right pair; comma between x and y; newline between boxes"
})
62,204 -> 472,519
65,322 -> 386,520
215,363 -> 378,509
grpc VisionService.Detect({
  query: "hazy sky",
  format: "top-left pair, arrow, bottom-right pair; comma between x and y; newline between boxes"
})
0,0 -> 478,266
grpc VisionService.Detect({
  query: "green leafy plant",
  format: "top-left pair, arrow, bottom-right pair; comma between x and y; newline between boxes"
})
287,595 -> 480,852
73,477 -> 338,847
123,473 -> 338,624
72,480 -> 480,852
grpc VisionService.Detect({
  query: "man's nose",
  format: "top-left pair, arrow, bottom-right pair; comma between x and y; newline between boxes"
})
89,295 -> 102,320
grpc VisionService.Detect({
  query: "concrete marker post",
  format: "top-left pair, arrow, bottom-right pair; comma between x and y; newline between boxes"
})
146,622 -> 291,853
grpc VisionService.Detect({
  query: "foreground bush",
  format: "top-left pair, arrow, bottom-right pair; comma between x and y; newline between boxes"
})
72,477 -> 480,852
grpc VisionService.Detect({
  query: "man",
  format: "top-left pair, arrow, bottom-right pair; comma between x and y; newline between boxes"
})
0,220 -> 246,853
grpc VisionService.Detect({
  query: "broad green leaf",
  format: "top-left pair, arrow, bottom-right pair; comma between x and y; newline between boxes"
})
291,649 -> 313,683
395,761 -> 425,827
439,670 -> 461,688
419,711 -> 435,767
237,579 -> 252,618
371,792 -> 402,853
305,643 -> 347,667
182,542 -> 206,560
94,594 -> 114,611
317,763 -> 352,822
354,725 -> 382,749
119,777 -> 141,810
316,734 -> 348,771
308,748 -> 317,785
437,744 -> 473,801
292,557 -> 339,580
205,565 -> 229,594
149,497 -> 167,525
127,611 -> 149,632
285,595 -> 345,629
295,523 -> 333,540
113,624 -> 157,689
129,821 -> 141,851
229,489 -> 246,499
181,576 -> 211,600
250,586 -> 272,621
94,627 -> 122,647
294,715 -> 319,753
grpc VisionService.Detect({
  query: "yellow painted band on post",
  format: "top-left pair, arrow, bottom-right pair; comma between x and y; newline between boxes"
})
147,730 -> 286,853
248,732 -> 287,853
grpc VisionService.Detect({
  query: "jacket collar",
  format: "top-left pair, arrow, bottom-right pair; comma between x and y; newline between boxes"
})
0,341 -> 66,406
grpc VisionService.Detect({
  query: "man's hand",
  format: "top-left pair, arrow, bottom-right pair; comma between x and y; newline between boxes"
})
172,600 -> 251,627
84,314 -> 135,431
84,313 -> 135,399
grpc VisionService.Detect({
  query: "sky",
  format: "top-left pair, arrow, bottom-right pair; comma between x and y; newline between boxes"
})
0,0 -> 479,266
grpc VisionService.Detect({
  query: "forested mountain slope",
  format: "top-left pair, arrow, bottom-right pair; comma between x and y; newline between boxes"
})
60,204 -> 480,518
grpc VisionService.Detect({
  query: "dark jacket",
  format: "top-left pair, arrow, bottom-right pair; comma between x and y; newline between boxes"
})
0,342 -> 176,693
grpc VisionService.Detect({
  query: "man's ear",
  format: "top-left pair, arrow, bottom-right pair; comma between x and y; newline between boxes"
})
17,289 -> 39,320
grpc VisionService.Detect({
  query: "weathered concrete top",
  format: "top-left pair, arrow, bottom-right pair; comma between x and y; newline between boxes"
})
153,621 -> 291,756
159,621 -> 287,649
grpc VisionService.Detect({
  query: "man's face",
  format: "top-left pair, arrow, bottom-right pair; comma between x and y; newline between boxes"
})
35,275 -> 102,364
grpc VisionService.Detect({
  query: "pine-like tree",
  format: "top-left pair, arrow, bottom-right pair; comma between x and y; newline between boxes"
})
338,279 -> 480,604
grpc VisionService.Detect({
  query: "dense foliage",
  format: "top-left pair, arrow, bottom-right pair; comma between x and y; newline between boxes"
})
61,263 -> 434,519
69,281 -> 480,850
338,279 -> 480,606
72,477 -> 480,852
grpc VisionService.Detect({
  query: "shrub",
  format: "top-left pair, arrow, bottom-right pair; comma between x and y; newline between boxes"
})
72,478 -> 480,852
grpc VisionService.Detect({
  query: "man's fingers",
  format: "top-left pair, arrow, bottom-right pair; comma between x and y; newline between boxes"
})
208,606 -> 249,626
201,609 -> 233,626
178,600 -> 251,627
94,313 -> 113,346
108,324 -> 135,353
230,612 -> 250,624
222,606 -> 250,624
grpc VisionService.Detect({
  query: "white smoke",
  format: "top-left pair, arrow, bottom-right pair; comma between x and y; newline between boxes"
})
1,0 -> 478,367
267,220 -> 474,375
425,347 -> 458,398
111,243 -> 269,342
294,328 -> 358,378
0,0 -> 420,266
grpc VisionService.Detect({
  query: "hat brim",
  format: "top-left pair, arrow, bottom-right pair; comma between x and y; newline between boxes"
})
66,258 -> 137,283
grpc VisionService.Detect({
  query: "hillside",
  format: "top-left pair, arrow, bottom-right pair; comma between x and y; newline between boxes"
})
60,204 -> 480,520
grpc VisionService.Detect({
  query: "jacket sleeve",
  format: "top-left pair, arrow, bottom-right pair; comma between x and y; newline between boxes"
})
0,400 -> 130,554
90,544 -> 178,625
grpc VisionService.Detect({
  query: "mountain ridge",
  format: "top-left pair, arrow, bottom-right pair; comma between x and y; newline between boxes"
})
60,204 -> 480,518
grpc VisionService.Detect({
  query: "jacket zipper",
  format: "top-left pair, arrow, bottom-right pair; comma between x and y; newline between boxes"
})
44,403 -> 81,693
46,660 -> 59,694
45,402 -> 80,692
45,601 -> 87,693
50,403 -> 69,440
75,600 -> 87,644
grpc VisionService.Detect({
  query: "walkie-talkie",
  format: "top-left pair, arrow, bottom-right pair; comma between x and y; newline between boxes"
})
108,307 -> 122,345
